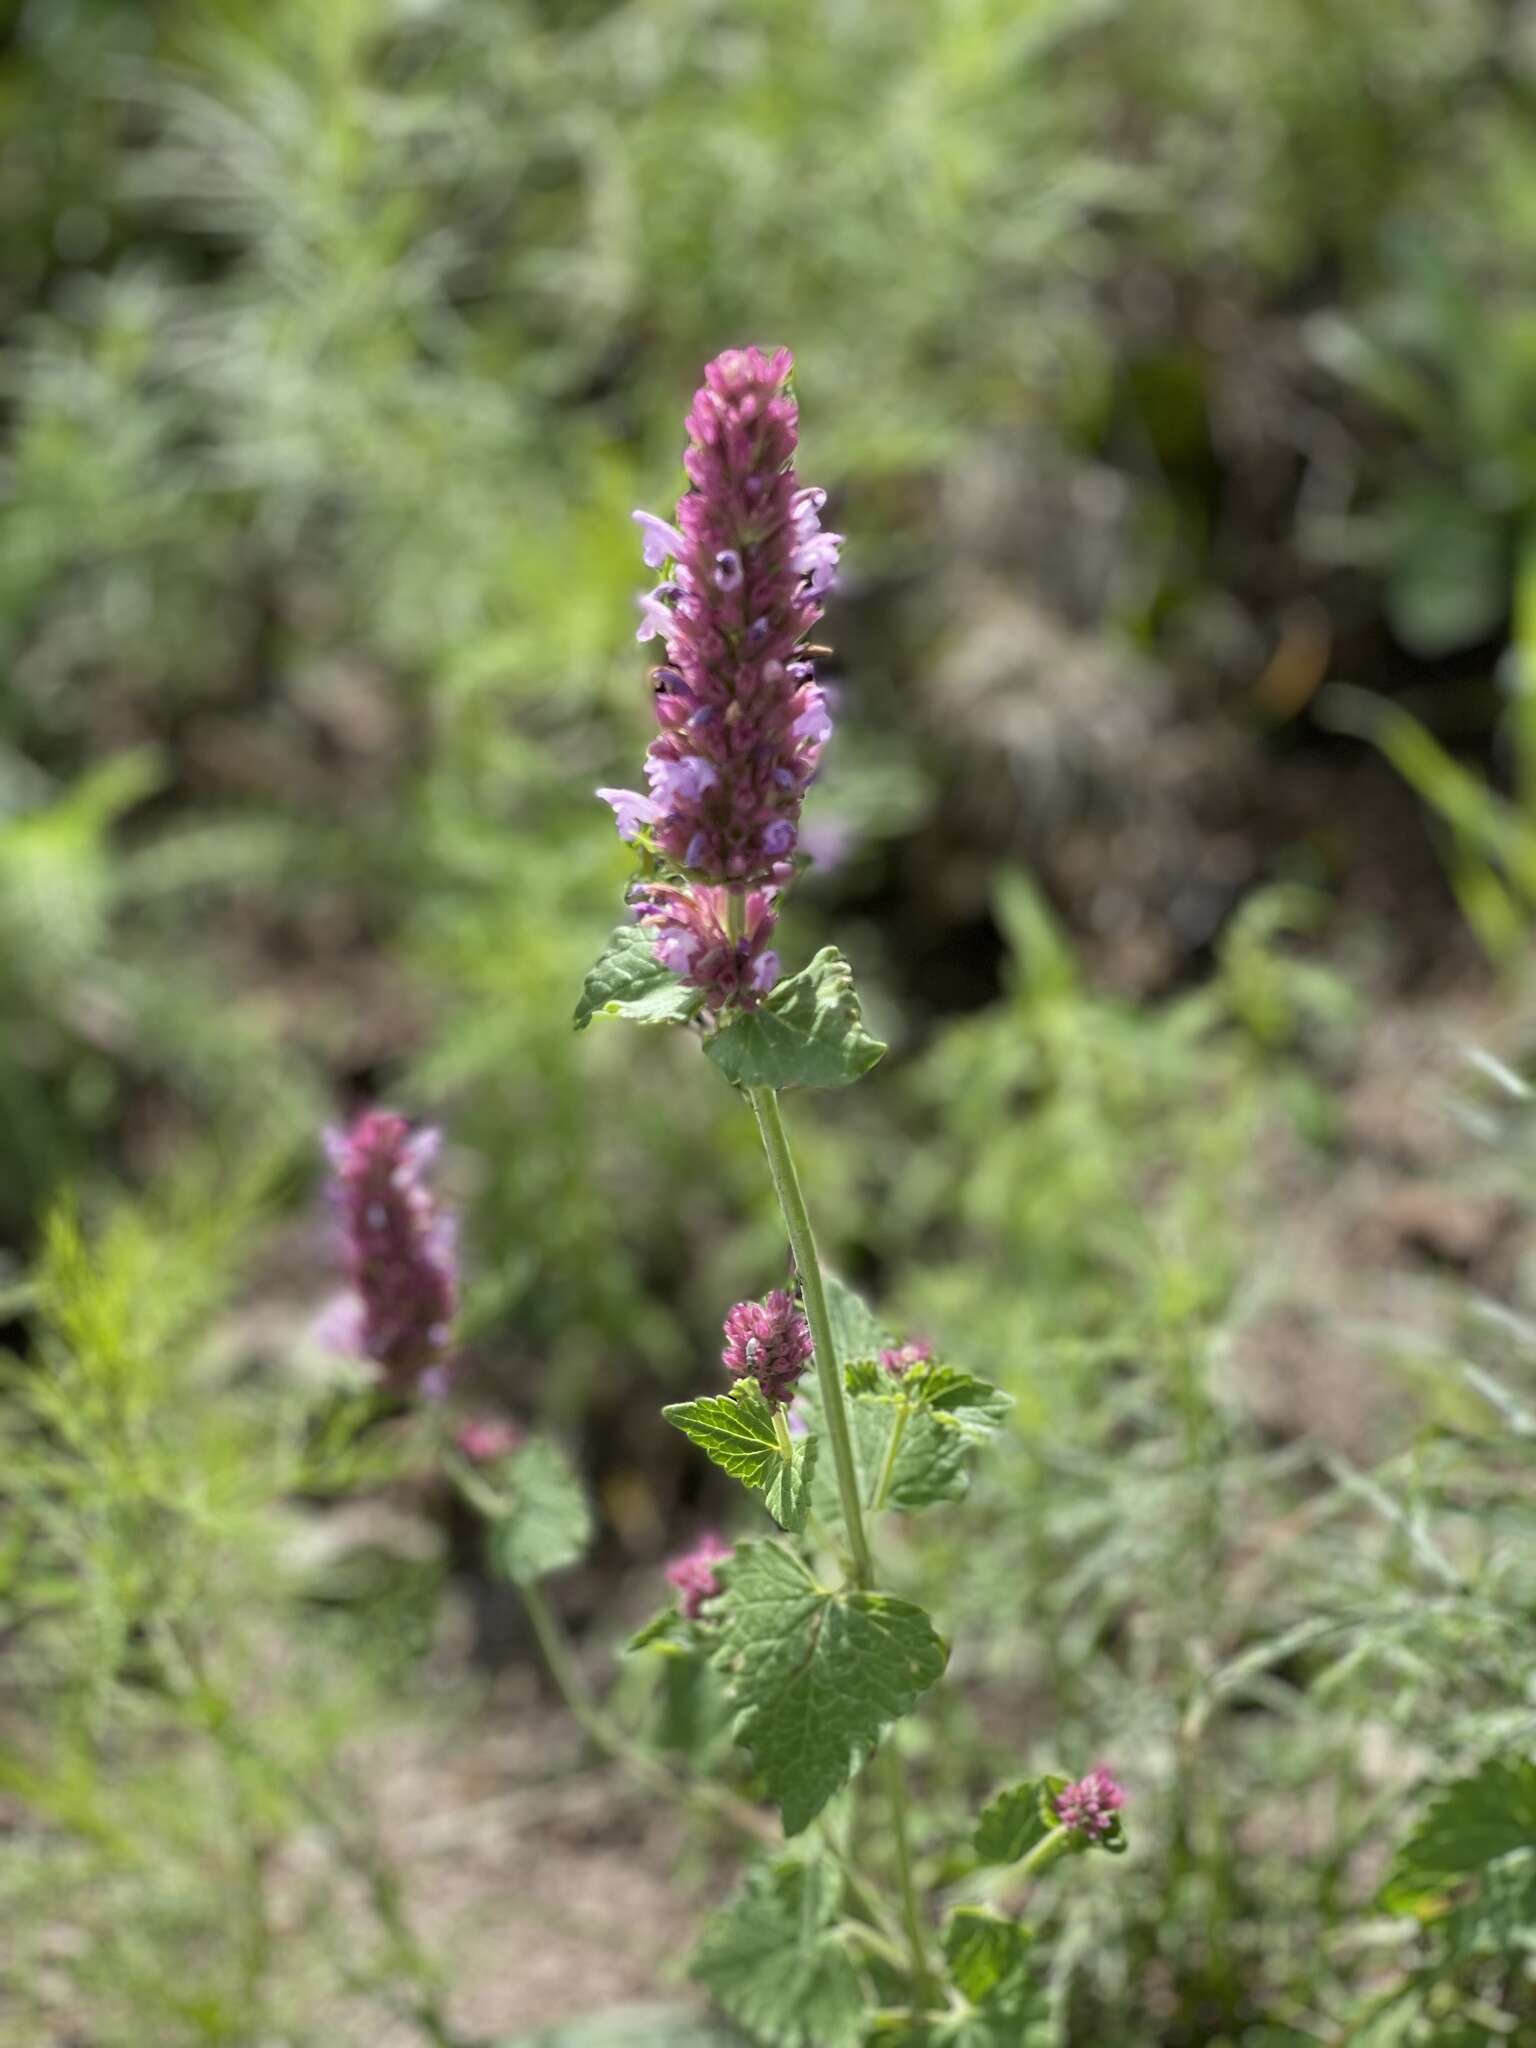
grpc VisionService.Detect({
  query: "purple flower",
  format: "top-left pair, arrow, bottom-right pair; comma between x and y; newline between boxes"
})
1054,1768 -> 1126,1841
631,881 -> 780,1011
632,509 -> 685,568
880,1339 -> 932,1379
322,1109 -> 458,1396
790,688 -> 833,748
602,346 -> 843,886
800,814 -> 854,873
646,752 -> 719,805
596,786 -> 659,841
722,1289 -> 813,1406
666,1530 -> 733,1619
456,1416 -> 524,1464
635,582 -> 682,643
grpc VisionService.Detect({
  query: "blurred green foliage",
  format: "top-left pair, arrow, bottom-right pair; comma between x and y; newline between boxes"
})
5,0 -> 1536,2041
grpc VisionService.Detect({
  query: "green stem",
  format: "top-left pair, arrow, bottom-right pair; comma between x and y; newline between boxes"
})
519,1577 -> 777,1848
1016,1824 -> 1073,1881
880,1743 -> 937,2006
746,1085 -> 873,1587
821,1818 -> 908,1958
871,1398 -> 911,1513
520,1576 -> 617,1754
746,1084 -> 934,2002
773,1405 -> 796,1459
841,1918 -> 920,1977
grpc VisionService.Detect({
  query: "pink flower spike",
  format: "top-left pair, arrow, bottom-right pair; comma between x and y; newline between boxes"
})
666,1530 -> 733,1620
605,346 -> 842,886
323,1109 -> 458,1397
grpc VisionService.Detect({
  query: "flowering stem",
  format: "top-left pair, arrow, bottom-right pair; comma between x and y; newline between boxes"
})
746,1084 -> 935,2003
1016,1824 -> 1073,1881
746,1086 -> 872,1587
773,1406 -> 796,1459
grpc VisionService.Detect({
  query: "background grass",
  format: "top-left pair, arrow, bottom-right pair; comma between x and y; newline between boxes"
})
3,2 -> 1536,2042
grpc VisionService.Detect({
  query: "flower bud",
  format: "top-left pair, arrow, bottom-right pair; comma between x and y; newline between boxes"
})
665,1530 -> 733,1620
455,1417 -> 523,1464
1054,1767 -> 1126,1841
722,1289 -> 813,1406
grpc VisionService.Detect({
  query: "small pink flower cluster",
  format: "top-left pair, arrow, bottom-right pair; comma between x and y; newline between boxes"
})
630,881 -> 780,1014
455,1417 -> 524,1464
722,1288 -> 814,1406
666,1530 -> 733,1619
1054,1767 -> 1126,1841
880,1339 -> 932,1379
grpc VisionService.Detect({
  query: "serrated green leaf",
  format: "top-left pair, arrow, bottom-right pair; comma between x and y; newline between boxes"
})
763,1433 -> 818,1534
663,1383 -> 815,1532
709,1541 -> 948,1834
703,947 -> 886,1090
878,1368 -> 1013,1509
842,1363 -> 1013,1513
942,1908 -> 1033,2006
878,1406 -> 972,1507
1390,1759 -> 1536,1890
485,1436 -> 592,1585
574,923 -> 704,1030
824,1273 -> 892,1364
691,1857 -> 863,2048
663,1382 -> 782,1488
974,1780 -> 1055,1866
916,1365 -> 1014,1442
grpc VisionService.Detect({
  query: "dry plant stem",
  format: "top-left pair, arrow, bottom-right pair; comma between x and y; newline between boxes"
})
745,1082 -> 936,2005
518,1577 -> 777,1848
